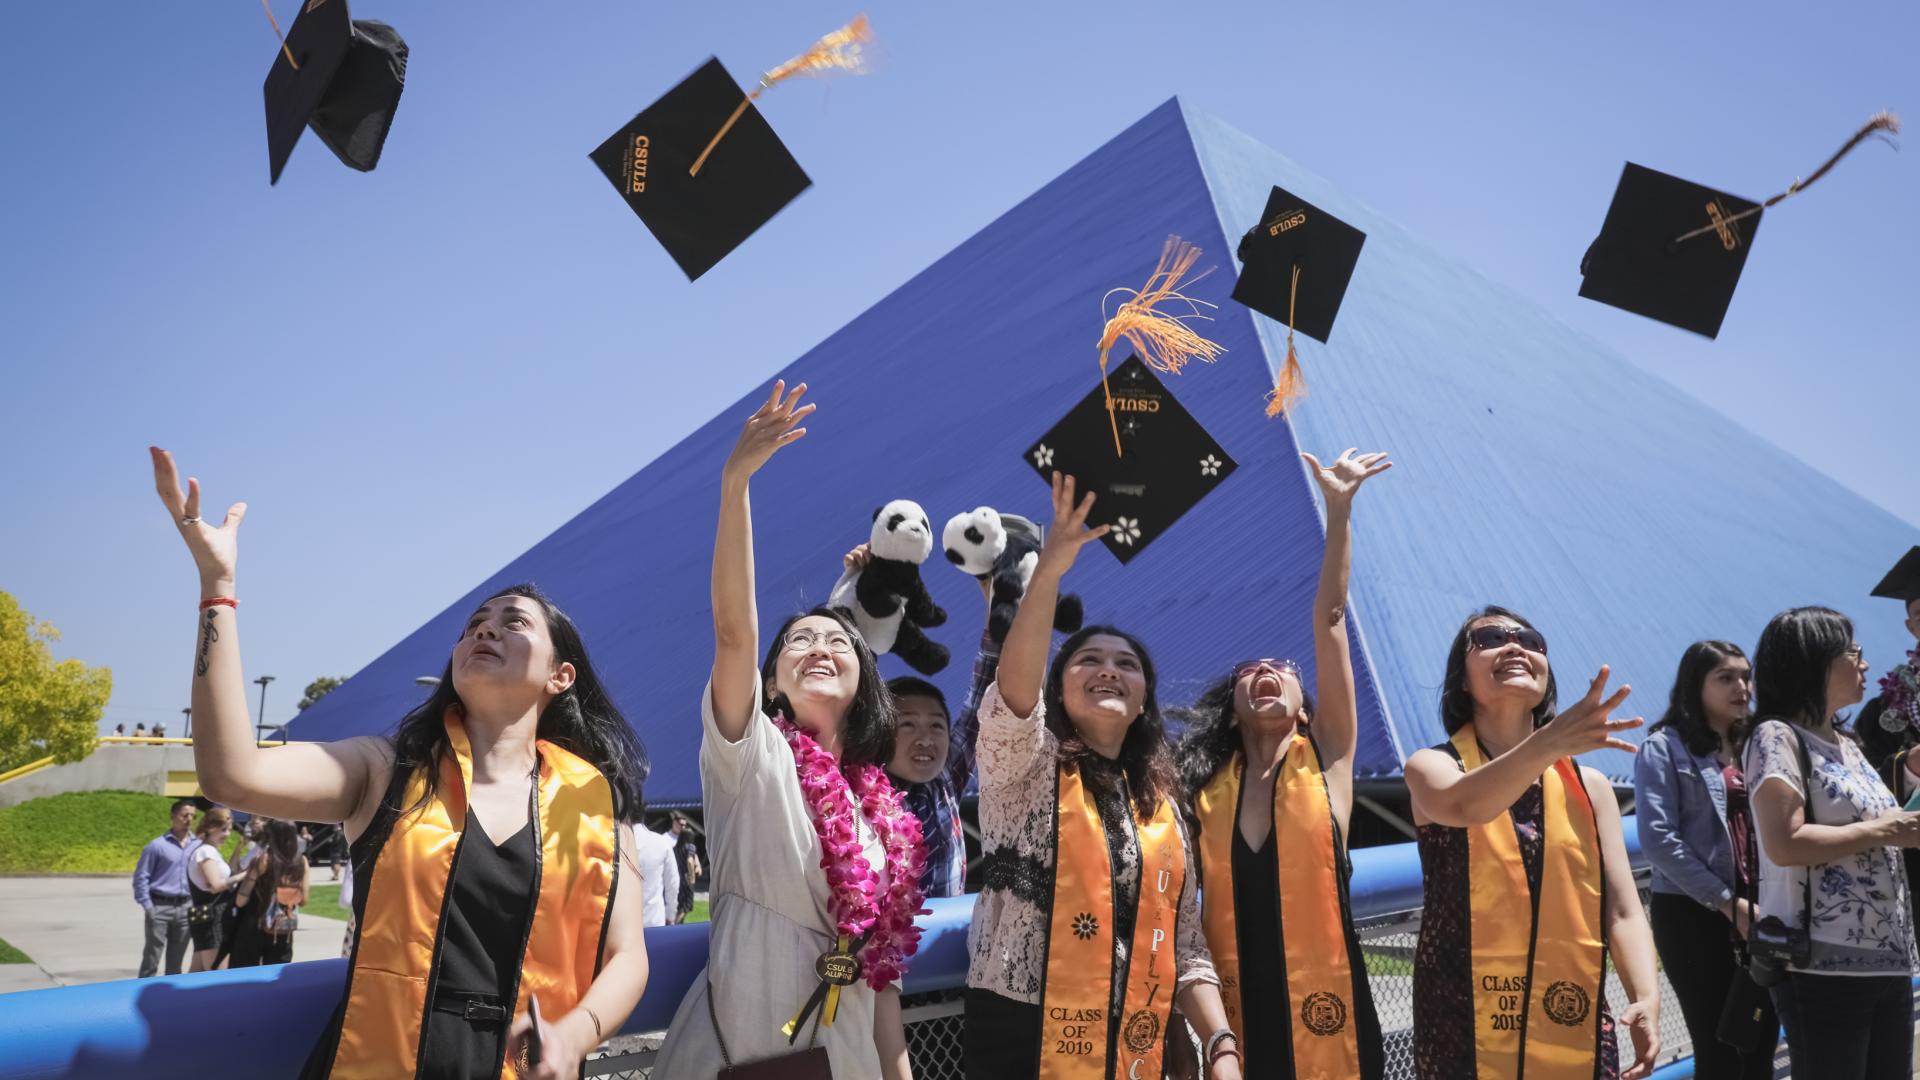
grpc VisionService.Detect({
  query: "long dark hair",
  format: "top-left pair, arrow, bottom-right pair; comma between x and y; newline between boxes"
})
261,819 -> 302,886
1173,672 -> 1317,802
1650,640 -> 1751,756
1754,606 -> 1855,730
392,584 -> 650,820
1045,625 -> 1179,819
760,606 -> 895,768
1440,606 -> 1559,736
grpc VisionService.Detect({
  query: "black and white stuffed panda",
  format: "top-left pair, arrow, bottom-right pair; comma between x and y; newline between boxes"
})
828,499 -> 950,675
941,506 -> 1084,644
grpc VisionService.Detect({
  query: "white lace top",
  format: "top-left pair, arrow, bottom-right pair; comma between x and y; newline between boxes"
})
1745,719 -> 1917,976
966,680 -> 1217,1005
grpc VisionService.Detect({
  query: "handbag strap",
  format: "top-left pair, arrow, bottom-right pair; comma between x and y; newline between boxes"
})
1786,723 -> 1816,933
707,976 -> 822,1068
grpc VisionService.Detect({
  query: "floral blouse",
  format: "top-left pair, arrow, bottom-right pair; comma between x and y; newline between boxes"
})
1744,719 -> 1917,975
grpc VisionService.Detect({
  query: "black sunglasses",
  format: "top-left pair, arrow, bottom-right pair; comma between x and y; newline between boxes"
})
1231,658 -> 1301,683
1467,624 -> 1548,655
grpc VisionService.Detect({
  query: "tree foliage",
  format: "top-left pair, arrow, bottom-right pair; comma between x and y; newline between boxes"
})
298,675 -> 347,712
0,592 -> 112,773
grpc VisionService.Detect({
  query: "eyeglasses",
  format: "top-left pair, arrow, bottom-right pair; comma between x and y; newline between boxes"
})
1467,624 -> 1548,655
1842,644 -> 1864,663
1231,658 -> 1301,683
783,627 -> 856,655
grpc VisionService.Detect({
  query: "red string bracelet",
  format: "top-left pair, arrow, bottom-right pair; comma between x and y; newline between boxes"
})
199,597 -> 239,611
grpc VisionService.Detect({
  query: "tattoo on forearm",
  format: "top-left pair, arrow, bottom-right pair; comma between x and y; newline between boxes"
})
196,609 -> 220,677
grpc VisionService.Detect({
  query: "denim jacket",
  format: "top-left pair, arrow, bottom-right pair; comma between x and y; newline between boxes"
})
1633,725 -> 1736,907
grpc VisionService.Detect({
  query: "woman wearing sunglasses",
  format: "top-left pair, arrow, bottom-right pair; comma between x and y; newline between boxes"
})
1404,609 -> 1661,1079
654,382 -> 927,1080
1173,448 -> 1391,1080
963,473 -> 1236,1080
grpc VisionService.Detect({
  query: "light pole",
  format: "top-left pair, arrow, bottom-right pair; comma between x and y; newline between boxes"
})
254,675 -> 276,742
181,707 -> 192,738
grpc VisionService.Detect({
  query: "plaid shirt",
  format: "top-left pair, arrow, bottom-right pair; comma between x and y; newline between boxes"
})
896,630 -> 997,898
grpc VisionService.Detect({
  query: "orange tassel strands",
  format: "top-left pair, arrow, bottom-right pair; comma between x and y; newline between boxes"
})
1095,236 -> 1226,456
689,15 -> 874,177
1265,264 -> 1308,418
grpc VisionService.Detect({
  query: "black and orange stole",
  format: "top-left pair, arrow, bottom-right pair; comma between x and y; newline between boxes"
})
326,710 -> 618,1079
1040,764 -> 1186,1080
1453,725 -> 1606,1079
1194,737 -> 1362,1079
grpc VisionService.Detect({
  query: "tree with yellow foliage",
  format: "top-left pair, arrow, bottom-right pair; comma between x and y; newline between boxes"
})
0,592 -> 112,773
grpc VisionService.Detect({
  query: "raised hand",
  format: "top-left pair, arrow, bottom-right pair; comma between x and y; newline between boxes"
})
843,543 -> 872,573
1301,447 -> 1392,506
723,380 -> 815,481
1033,472 -> 1111,579
150,447 -> 246,592
1540,666 -> 1644,757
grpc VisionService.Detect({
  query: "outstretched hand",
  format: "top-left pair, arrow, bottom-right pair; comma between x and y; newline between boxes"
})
1033,472 -> 1110,579
1541,666 -> 1644,757
724,380 -> 814,481
1302,447 -> 1392,506
150,447 -> 245,591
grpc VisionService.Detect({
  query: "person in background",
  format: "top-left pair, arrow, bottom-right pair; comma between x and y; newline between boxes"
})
114,723 -> 126,736
134,722 -> 148,739
187,807 -> 237,972
1746,606 -> 1920,1079
668,812 -> 699,923
628,817 -> 682,928
1857,549 -> 1920,930
1633,640 -> 1773,1079
228,818 -> 309,968
153,722 -> 168,739
132,797 -> 200,977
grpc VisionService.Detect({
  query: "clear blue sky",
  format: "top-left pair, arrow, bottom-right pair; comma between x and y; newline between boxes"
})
2,1 -> 1913,735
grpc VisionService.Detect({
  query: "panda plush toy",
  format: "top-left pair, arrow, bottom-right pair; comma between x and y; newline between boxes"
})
941,506 -> 1084,644
828,499 -> 950,675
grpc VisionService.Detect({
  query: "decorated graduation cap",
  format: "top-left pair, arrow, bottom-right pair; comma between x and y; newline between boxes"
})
1580,112 -> 1900,338
1023,355 -> 1238,564
1872,547 -> 1920,605
262,0 -> 409,185
1232,186 -> 1366,417
590,15 -> 872,281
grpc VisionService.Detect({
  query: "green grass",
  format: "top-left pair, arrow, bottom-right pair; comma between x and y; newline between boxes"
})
1362,949 -> 1412,977
305,883 -> 351,923
686,898 -> 708,924
0,936 -> 30,964
0,790 -> 249,874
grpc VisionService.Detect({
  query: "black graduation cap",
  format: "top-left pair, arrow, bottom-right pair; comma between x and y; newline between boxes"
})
1233,186 -> 1366,343
1022,356 -> 1238,565
590,58 -> 813,282
1578,164 -> 1760,339
1872,547 -> 1920,604
263,0 -> 409,185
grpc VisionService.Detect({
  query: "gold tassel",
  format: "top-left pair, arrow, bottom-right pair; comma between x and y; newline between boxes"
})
1095,235 -> 1226,456
1674,111 -> 1901,244
1264,264 -> 1308,417
690,15 -> 874,177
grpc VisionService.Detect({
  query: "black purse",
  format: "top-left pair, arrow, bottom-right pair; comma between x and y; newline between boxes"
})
1718,854 -> 1781,1054
1746,724 -> 1814,988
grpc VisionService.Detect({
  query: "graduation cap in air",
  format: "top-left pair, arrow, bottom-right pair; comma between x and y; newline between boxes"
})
1023,355 -> 1238,564
1580,112 -> 1900,338
1872,547 -> 1920,606
1233,186 -> 1366,417
590,16 -> 872,281
263,0 -> 409,185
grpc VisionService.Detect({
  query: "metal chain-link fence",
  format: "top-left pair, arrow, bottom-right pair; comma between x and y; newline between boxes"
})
586,883 -> 1738,1078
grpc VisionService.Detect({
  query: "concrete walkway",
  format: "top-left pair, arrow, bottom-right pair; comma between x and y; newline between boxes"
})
0,877 -> 346,994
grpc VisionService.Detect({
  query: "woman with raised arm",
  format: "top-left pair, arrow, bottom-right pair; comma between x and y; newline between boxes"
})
1403,609 -> 1659,1080
963,473 -> 1236,1080
653,381 -> 927,1080
1174,448 -> 1391,1080
149,447 -> 650,1080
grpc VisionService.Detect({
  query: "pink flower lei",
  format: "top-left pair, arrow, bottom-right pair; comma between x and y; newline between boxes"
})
774,714 -> 929,989
1879,648 -> 1920,732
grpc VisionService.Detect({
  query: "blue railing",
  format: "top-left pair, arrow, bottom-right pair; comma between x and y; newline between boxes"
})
0,820 -> 1668,1079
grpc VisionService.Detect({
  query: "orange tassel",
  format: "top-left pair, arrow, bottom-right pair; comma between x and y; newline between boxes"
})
690,15 -> 874,177
1264,264 -> 1308,418
1095,235 -> 1226,456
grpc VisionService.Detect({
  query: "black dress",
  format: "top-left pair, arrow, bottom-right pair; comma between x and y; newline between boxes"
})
420,796 -> 541,1080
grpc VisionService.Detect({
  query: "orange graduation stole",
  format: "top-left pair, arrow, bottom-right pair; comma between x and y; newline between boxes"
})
326,710 -> 619,1079
1452,725 -> 1606,1080
1040,763 -> 1186,1080
1194,736 -> 1362,1080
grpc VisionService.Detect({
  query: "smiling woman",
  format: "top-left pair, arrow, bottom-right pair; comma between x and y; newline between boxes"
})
146,448 -> 652,1080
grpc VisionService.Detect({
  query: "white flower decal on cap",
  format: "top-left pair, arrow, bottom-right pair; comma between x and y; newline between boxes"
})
1033,444 -> 1054,468
1113,517 -> 1142,546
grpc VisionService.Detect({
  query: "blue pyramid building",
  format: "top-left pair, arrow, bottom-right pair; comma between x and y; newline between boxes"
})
288,99 -> 1916,807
